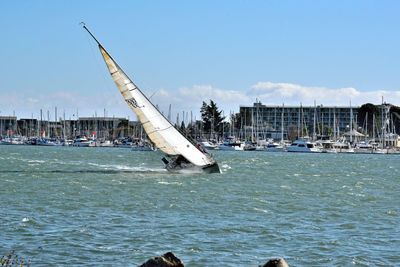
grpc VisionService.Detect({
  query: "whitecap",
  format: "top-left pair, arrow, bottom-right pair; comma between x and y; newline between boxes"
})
221,164 -> 231,169
254,198 -> 270,204
98,246 -> 113,250
280,185 -> 291,190
27,160 -> 45,163
253,207 -> 268,213
158,181 -> 183,185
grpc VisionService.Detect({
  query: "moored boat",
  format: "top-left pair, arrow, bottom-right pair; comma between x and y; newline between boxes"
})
287,140 -> 321,153
264,142 -> 285,152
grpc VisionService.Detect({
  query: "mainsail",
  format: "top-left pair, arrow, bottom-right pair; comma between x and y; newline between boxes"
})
83,26 -> 215,167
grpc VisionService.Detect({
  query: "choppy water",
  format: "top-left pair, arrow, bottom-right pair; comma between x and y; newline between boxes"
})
0,146 -> 399,266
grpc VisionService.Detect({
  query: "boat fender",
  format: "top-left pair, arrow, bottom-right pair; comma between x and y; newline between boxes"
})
161,157 -> 169,164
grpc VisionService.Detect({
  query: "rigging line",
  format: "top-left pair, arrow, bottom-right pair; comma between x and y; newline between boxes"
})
82,26 -> 114,95
81,25 -> 127,120
149,90 -> 159,100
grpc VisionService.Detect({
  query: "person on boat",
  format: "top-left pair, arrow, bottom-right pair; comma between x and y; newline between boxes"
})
196,143 -> 204,152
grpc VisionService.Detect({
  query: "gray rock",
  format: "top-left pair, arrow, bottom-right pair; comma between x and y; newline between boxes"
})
259,258 -> 289,267
138,252 -> 184,267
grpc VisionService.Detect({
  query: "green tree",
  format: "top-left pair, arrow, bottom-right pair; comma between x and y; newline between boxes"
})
200,100 -> 225,134
357,103 -> 381,136
287,124 -> 298,142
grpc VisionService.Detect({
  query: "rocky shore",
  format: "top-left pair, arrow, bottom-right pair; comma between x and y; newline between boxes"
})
139,252 -> 289,267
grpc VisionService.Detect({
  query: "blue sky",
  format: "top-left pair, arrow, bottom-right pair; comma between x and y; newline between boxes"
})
1,0 -> 400,120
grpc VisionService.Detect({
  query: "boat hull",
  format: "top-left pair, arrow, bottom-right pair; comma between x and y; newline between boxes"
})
202,162 -> 221,174
165,157 -> 220,174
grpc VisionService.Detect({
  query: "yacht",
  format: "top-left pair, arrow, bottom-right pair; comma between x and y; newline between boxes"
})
320,140 -> 337,153
37,139 -> 63,146
113,137 -> 135,148
0,137 -> 12,145
243,142 -> 256,151
332,142 -> 354,153
199,140 -> 218,150
98,140 -> 114,147
218,137 -> 245,151
63,140 -> 74,146
73,136 -> 94,147
354,142 -> 374,154
287,140 -> 321,153
264,142 -> 285,152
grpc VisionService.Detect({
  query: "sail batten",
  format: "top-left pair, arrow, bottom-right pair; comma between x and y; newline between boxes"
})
94,44 -> 215,166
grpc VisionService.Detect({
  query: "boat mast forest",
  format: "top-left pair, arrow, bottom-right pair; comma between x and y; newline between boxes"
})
82,24 -> 220,173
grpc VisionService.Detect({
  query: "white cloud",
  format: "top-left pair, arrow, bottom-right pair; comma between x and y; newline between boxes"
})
247,82 -> 400,106
2,82 -> 400,120
0,91 -> 130,119
150,85 -> 250,120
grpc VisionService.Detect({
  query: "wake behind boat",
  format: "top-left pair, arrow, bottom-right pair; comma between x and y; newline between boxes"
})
82,24 -> 220,174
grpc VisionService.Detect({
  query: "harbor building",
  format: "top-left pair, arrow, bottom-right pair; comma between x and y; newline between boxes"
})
0,116 -> 140,140
239,102 -> 360,140
0,116 -> 18,136
75,117 -> 136,140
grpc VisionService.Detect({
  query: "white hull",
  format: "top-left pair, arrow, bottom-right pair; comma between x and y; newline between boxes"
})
287,140 -> 321,153
73,142 -> 91,147
199,141 -> 218,150
218,144 -> 244,151
287,147 -> 319,153
98,141 -> 114,147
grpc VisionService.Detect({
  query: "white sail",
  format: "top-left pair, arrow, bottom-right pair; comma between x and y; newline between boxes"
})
95,45 -> 214,167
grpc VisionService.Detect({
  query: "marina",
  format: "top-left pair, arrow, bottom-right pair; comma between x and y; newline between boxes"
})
2,100 -> 399,155
2,135 -> 400,154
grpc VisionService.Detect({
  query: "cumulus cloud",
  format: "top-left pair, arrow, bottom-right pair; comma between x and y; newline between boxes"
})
247,82 -> 398,106
0,91 -> 130,119
2,81 -> 400,120
150,85 -> 250,119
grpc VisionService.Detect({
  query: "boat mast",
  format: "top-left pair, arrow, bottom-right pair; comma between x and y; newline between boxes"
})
350,100 -> 353,144
81,23 -> 103,47
63,110 -> 66,140
281,103 -> 284,142
333,108 -> 336,141
297,104 -> 300,139
372,113 -> 375,141
47,110 -> 50,139
313,100 -> 316,141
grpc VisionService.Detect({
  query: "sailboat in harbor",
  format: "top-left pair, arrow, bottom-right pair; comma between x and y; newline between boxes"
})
82,24 -> 220,173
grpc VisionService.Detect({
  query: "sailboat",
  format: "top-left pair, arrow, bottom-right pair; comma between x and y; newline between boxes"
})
82,24 -> 220,173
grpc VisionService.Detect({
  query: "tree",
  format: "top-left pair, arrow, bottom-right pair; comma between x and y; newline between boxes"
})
287,124 -> 298,142
315,122 -> 333,137
357,103 -> 381,136
200,100 -> 225,135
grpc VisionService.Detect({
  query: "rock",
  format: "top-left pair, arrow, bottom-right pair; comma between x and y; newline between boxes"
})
259,258 -> 289,267
139,252 -> 184,267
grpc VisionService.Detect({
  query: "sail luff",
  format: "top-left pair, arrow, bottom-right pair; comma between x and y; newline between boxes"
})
95,44 -> 214,167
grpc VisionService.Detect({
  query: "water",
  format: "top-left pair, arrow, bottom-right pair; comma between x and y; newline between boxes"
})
1,146 -> 399,266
